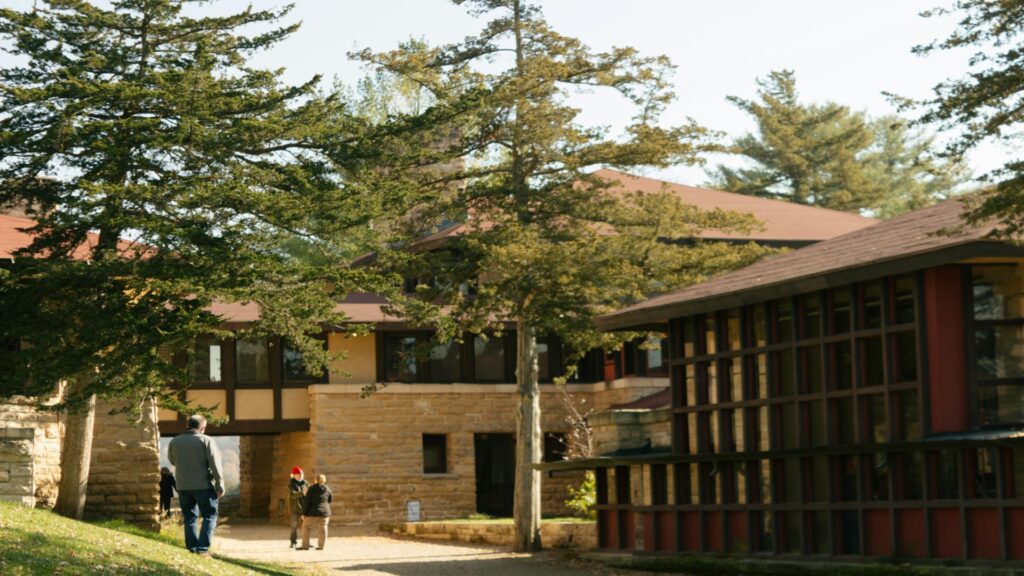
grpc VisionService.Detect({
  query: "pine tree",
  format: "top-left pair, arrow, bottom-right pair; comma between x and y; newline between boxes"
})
711,70 -> 964,216
0,1 -> 398,518
359,0 -> 774,550
910,0 -> 1024,236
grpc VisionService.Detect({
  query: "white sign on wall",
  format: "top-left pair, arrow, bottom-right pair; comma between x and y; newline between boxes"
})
407,500 -> 421,522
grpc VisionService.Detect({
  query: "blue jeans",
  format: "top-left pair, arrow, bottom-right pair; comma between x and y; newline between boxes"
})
179,488 -> 219,553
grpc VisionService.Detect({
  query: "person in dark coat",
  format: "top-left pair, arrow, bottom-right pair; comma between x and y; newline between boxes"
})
287,466 -> 308,548
299,474 -> 332,550
159,466 -> 177,518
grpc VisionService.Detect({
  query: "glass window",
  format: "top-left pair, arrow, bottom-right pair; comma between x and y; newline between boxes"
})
802,293 -> 821,339
756,354 -> 768,399
894,390 -> 921,440
384,335 -> 418,382
832,398 -> 855,445
704,315 -> 717,355
685,364 -> 697,406
808,400 -> 826,447
893,331 -> 918,383
752,304 -> 767,348
725,358 -> 743,402
864,394 -> 887,444
543,432 -> 567,463
774,350 -> 795,397
812,457 -> 829,502
704,362 -> 718,405
862,282 -> 883,330
831,288 -> 853,334
726,309 -> 741,351
782,402 -> 799,450
813,510 -> 830,554
979,384 -> 1024,426
783,457 -> 801,503
973,265 -> 1024,320
972,447 -> 998,499
236,337 -> 269,384
776,299 -> 794,343
799,345 -> 822,394
898,452 -> 924,500
976,324 -> 1024,379
422,434 -> 447,474
784,511 -> 801,554
828,341 -> 853,390
836,455 -> 858,502
537,339 -> 552,381
683,318 -> 696,358
190,339 -> 222,383
860,337 -> 884,388
283,340 -> 317,382
756,511 -> 774,552
430,339 -> 461,382
935,450 -> 960,499
473,334 -> 506,381
645,335 -> 667,374
894,276 -> 916,324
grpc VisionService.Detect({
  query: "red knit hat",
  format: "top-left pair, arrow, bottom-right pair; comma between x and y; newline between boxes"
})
291,466 -> 303,475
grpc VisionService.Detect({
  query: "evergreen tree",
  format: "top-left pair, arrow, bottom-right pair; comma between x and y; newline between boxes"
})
711,70 -> 964,216
359,0 -> 774,550
911,1 -> 1024,235
0,1 -> 398,518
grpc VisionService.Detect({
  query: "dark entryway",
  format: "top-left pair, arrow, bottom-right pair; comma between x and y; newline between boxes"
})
474,433 -> 515,517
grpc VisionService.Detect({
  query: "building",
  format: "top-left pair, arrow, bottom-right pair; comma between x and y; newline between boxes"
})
548,198 -> 1024,563
1,171 -> 875,527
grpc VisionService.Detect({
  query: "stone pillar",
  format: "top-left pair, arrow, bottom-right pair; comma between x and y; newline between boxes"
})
238,435 -> 274,518
84,399 -> 161,530
0,399 -> 62,507
0,427 -> 35,507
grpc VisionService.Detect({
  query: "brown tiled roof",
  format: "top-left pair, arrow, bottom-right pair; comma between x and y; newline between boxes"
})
591,169 -> 875,242
596,199 -> 1021,331
209,293 -> 403,327
0,213 -> 143,260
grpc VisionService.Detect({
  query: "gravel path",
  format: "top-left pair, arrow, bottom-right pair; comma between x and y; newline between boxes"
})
213,522 -> 649,576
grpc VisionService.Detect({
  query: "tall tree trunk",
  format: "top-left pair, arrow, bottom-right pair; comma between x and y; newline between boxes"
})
54,383 -> 96,520
513,320 -> 542,552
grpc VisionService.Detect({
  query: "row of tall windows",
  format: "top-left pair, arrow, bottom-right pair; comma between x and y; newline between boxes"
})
186,336 -> 321,387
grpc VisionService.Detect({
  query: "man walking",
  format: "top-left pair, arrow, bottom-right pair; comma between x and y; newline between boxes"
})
168,414 -> 224,555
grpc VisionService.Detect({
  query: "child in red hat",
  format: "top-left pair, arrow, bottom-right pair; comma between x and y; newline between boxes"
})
287,466 -> 308,548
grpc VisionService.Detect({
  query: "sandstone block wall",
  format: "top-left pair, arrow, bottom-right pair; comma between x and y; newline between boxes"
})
0,427 -> 35,507
268,430 -> 316,520
84,399 -> 161,530
0,398 -> 62,507
239,435 -> 274,517
590,407 -> 671,456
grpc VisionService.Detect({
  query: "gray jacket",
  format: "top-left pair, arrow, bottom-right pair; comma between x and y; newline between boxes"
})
168,429 -> 223,493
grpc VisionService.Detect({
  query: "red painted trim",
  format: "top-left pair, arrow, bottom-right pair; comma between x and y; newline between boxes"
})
924,266 -> 969,433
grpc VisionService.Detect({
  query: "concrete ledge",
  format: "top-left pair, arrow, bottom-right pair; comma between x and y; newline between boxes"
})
582,552 -> 1024,575
392,520 -> 596,549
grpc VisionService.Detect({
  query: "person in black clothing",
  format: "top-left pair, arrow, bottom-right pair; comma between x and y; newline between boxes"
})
159,466 -> 177,518
287,466 -> 308,548
298,474 -> 332,550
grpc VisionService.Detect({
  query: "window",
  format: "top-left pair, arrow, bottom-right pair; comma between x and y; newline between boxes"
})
422,434 -> 448,474
474,334 -> 506,381
236,337 -> 269,384
190,338 -> 222,383
644,335 -> 668,375
830,288 -> 852,334
971,265 -> 1024,426
384,334 -> 418,382
543,432 -> 566,462
429,339 -> 461,382
283,339 -> 320,383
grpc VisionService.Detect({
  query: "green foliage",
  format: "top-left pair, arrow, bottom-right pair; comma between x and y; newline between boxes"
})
911,1 -> 1024,236
564,471 -> 597,520
0,1 -> 405,411
711,70 -> 965,216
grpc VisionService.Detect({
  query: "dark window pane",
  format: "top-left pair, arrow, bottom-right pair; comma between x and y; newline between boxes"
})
809,401 -> 826,447
894,276 -> 916,324
828,341 -> 853,390
973,265 -> 1024,320
190,339 -> 222,383
899,452 -> 923,500
755,510 -> 774,551
864,394 -> 887,444
838,510 -> 861,554
283,340 -> 318,382
753,304 -> 767,348
894,390 -> 921,440
860,337 -> 884,388
782,402 -> 799,450
776,299 -> 793,343
935,450 -> 960,499
1014,448 -> 1024,499
384,335 -> 418,382
537,339 -> 551,381
976,324 -> 1024,379
831,288 -> 852,334
474,334 -> 505,381
645,336 -> 667,374
862,282 -> 883,330
799,345 -> 823,394
543,433 -> 566,462
836,456 -> 858,502
972,448 -> 998,499
813,510 -> 830,554
893,331 -> 918,383
812,457 -> 829,502
868,452 -> 889,501
774,350 -> 795,397
802,293 -> 821,339
832,398 -> 855,445
430,340 -> 461,382
979,384 -> 1024,426
236,337 -> 269,384
423,434 -> 447,473
783,510 -> 801,553
651,464 -> 668,505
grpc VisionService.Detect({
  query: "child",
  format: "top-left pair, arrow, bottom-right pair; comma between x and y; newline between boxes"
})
299,474 -> 332,551
159,466 -> 176,518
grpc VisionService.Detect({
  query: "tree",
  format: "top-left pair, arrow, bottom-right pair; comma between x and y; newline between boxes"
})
0,1 -> 398,518
863,116 -> 969,218
910,1 -> 1024,236
711,70 -> 965,216
359,0 -> 774,550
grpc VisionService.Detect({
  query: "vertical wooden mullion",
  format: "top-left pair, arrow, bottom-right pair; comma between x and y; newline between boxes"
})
915,271 -> 932,436
223,338 -> 236,422
997,447 -> 1009,560
962,265 -> 979,430
270,336 -> 282,423
375,331 -> 386,383
958,448 -> 969,560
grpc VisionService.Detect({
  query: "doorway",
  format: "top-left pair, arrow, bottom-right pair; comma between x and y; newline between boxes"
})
474,433 -> 515,517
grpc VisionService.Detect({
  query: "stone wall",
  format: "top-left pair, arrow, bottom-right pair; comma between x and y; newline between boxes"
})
0,427 -> 35,507
238,435 -> 274,518
590,408 -> 671,456
394,520 -> 597,549
0,397 -> 62,507
84,399 -> 161,530
268,430 -> 317,520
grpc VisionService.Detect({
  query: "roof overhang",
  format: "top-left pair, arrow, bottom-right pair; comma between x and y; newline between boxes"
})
596,240 -> 1024,332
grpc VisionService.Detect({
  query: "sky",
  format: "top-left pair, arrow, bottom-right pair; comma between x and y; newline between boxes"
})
0,0 -> 1006,187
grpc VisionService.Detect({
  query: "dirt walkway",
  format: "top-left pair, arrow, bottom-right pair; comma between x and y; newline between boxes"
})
213,522 -> 645,576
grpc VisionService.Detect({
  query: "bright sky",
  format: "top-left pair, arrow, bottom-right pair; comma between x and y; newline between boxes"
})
0,0 -> 1006,187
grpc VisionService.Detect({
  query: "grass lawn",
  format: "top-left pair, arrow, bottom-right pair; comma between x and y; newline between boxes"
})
0,501 -> 300,576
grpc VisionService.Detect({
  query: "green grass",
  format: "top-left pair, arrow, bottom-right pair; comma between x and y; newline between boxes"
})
0,501 -> 300,576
